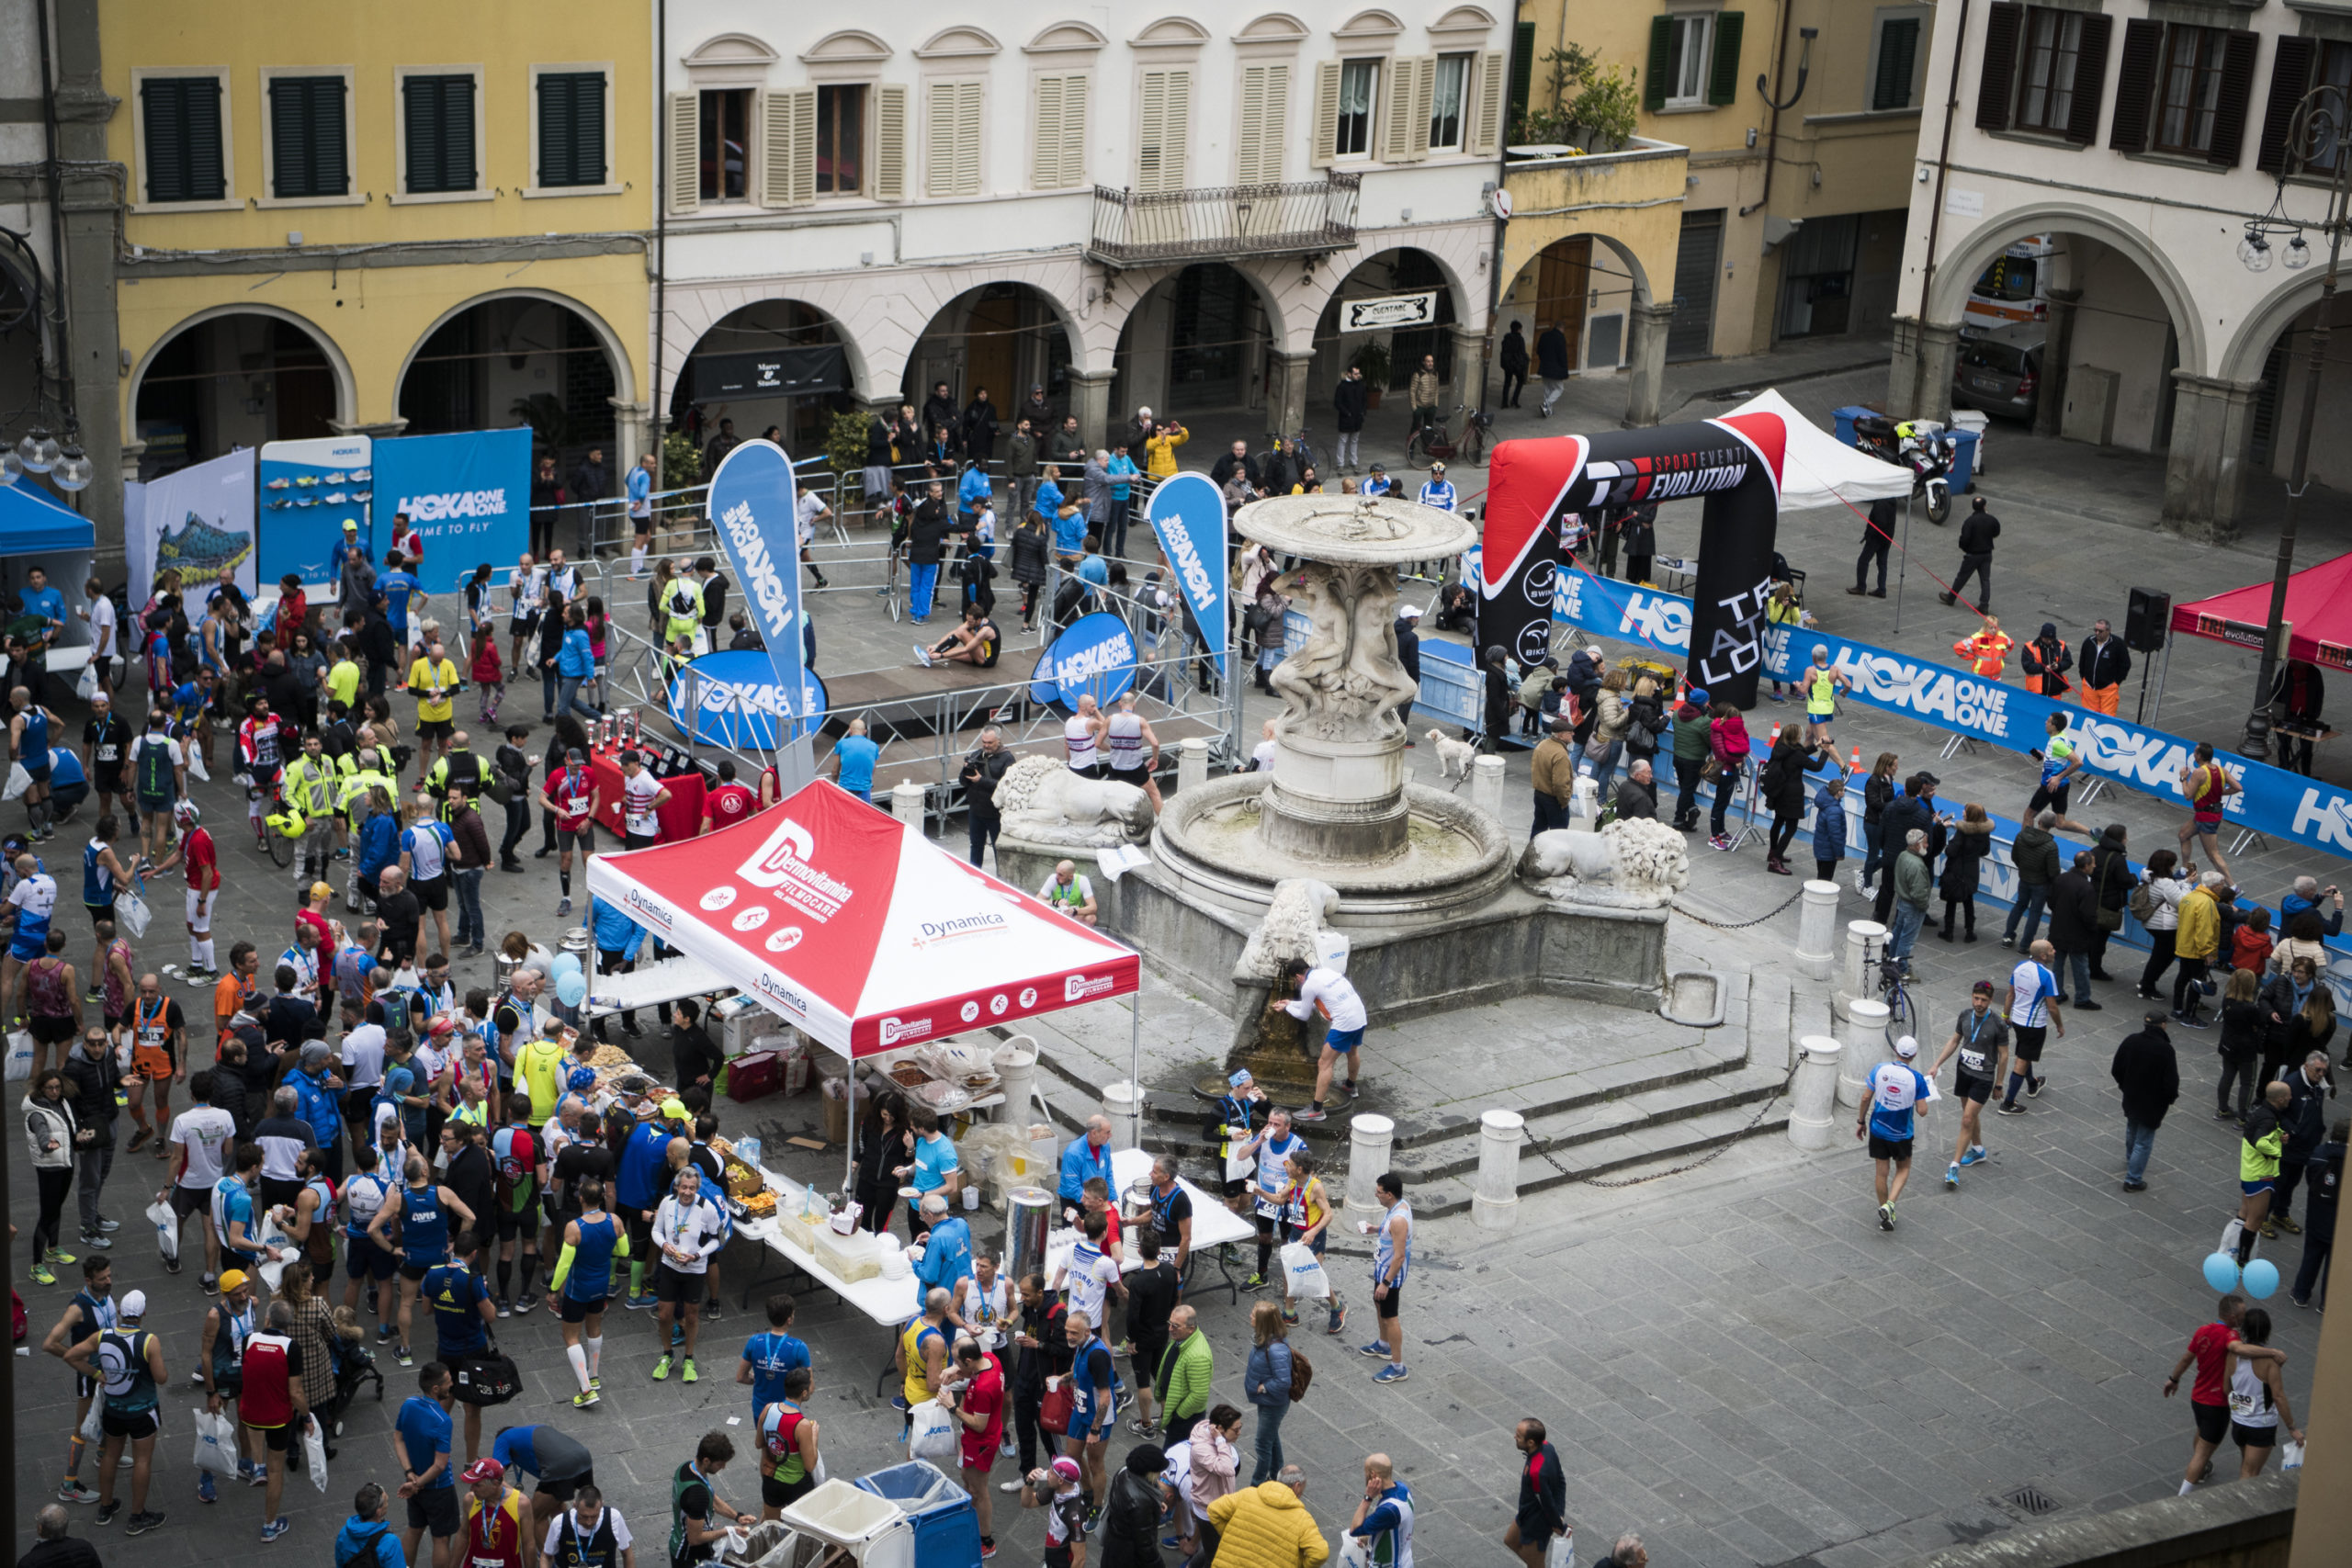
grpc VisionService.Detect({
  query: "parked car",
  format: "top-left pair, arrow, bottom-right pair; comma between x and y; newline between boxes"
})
1951,325 -> 2045,422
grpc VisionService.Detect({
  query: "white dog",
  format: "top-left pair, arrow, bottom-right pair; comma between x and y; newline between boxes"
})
1425,728 -> 1477,782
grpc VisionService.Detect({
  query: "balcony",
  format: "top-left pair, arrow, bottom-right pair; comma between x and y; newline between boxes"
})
1085,173 -> 1361,268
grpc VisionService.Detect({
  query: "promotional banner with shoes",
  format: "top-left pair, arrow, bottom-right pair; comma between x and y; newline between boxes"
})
128,446 -> 257,611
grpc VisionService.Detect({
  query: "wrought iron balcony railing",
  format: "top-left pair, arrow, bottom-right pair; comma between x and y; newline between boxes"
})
1085,173 -> 1361,266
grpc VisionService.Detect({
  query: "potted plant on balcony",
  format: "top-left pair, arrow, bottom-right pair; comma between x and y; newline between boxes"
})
1353,340 -> 1391,408
1514,48 -> 1638,154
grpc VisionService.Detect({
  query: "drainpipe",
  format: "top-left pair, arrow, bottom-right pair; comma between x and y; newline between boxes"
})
1480,0 -> 1523,413
1915,0 -> 1973,407
650,0 -> 670,483
1740,0 -> 1799,219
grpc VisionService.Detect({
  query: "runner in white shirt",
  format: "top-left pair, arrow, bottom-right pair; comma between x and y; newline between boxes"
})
1998,940 -> 2068,1112
1103,693 -> 1162,813
650,1167 -> 725,1382
1054,1220 -> 1123,1330
618,752 -> 669,850
796,492 -> 831,591
167,1082 -> 239,1284
1282,958 -> 1368,1124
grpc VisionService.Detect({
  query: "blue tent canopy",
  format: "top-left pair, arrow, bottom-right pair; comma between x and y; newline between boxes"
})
0,482 -> 95,554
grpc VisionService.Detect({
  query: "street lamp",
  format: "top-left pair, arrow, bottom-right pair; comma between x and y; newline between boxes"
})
2237,85 -> 2352,761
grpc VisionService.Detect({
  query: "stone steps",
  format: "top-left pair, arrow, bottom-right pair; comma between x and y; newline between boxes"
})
1403,1092 -> 1795,1218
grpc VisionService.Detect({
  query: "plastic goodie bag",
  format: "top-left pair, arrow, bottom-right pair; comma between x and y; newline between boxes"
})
192,1408 -> 239,1476
1279,1241 -> 1330,1301
906,1398 -> 959,1465
304,1413 -> 331,1491
147,1198 -> 179,1264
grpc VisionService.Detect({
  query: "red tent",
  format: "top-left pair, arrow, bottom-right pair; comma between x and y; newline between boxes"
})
582,781 -> 1140,1056
2170,553 -> 2352,669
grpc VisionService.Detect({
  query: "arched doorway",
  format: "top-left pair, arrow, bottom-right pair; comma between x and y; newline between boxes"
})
398,293 -> 625,483
903,283 -> 1075,446
131,308 -> 349,479
1113,262 -> 1282,424
1495,235 -> 1647,384
669,299 -> 853,472
1310,247 -> 1469,412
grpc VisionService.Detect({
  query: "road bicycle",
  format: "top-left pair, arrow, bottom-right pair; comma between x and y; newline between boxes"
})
1866,936 -> 1918,1048
1404,403 -> 1492,468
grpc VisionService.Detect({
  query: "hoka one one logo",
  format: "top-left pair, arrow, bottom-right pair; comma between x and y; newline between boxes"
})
395,489 -> 508,522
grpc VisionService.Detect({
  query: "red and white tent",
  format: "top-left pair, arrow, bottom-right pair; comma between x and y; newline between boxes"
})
583,781 -> 1140,1056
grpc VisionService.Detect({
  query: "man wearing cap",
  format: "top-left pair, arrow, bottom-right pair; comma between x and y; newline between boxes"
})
2110,1011 -> 2180,1191
1531,717 -> 1576,834
1857,1035 -> 1934,1230
198,1266 -> 263,1501
1416,461 -> 1456,513
63,1285 -> 167,1536
458,1457 -> 533,1568
1929,980 -> 2009,1189
334,520 -> 377,622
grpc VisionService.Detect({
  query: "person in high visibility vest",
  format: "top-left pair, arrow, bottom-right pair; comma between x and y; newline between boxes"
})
1801,645 -> 1850,748
1951,616 -> 2013,681
280,732 -> 342,886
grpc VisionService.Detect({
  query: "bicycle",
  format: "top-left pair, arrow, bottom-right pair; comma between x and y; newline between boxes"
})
877,538 -> 905,624
1404,403 -> 1491,468
259,789 -> 302,870
1869,939 -> 1918,1048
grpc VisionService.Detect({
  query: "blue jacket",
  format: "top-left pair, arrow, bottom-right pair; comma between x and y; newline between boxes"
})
558,627 -> 596,678
1813,784 -> 1849,863
356,812 -> 401,878
912,1213 -> 973,1306
1244,1340 -> 1294,1409
2282,890 -> 2344,939
957,468 -> 992,514
335,1516 -> 407,1568
293,1066 -> 343,1149
1057,1135 -> 1113,1202
589,897 -> 644,961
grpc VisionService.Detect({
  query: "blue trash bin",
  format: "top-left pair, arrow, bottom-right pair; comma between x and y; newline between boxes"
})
1946,428 -> 1979,495
856,1461 -> 983,1568
1833,405 -> 1876,448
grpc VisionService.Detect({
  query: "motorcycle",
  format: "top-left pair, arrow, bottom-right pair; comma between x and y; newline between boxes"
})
1853,414 -> 1955,525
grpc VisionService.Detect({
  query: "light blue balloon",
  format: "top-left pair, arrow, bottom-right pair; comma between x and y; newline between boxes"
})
553,953 -> 582,980
2202,1252 -> 2242,1293
556,972 -> 587,1008
2243,1258 -> 2281,1300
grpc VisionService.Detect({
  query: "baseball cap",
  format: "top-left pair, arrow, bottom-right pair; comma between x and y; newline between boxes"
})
1051,1457 -> 1083,1482
310,881 -> 333,901
217,1269 -> 249,1293
1398,605 -> 1422,620
1894,1035 -> 1919,1059
2147,1009 -> 2173,1025
460,1458 -> 505,1484
1909,771 -> 1941,790
343,519 -> 359,532
1971,979 -> 1996,995
119,1290 -> 147,1319
567,748 -> 587,764
661,1097 -> 690,1122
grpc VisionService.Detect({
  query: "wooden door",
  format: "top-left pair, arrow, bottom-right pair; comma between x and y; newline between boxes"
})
1536,237 -> 1592,369
964,290 -> 1020,407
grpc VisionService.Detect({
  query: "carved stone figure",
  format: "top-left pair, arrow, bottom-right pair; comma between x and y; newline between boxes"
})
1516,818 -> 1690,908
1269,560 -> 1419,744
994,754 -> 1153,846
1232,878 -> 1341,983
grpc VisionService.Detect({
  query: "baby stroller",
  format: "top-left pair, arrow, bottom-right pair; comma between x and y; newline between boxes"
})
329,1332 -> 385,1442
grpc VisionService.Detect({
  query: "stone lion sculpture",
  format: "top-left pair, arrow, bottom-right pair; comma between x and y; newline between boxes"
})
995,754 -> 1154,846
1233,877 -> 1341,983
1516,818 -> 1690,908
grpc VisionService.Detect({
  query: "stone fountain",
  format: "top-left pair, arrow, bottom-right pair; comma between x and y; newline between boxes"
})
989,491 -> 1673,1052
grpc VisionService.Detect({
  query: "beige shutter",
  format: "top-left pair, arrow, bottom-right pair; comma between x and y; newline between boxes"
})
1408,57 -> 1435,161
1471,51 -> 1504,154
1034,75 -> 1066,187
1256,63 -> 1290,182
928,80 -> 978,197
954,80 -> 982,193
1237,66 -> 1267,184
1381,57 -> 1416,162
666,91 -> 699,214
1058,74 -> 1087,187
761,87 -> 815,208
1311,60 -> 1340,168
1136,68 -> 1190,193
874,84 -> 906,199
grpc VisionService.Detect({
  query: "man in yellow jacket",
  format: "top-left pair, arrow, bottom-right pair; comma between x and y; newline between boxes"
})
2172,870 -> 2225,1027
1951,615 -> 2013,681
1206,1471 -> 1329,1568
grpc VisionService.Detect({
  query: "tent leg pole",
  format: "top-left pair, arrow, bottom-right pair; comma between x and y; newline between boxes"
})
1130,988 -> 1143,1150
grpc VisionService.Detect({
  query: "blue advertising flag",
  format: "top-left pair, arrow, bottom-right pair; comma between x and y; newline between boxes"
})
1144,471 -> 1227,679
368,428 -> 533,593
666,650 -> 827,750
1029,612 -> 1141,708
705,439 -> 816,789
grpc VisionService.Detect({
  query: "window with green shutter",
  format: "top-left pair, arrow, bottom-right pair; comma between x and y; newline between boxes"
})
1873,16 -> 1923,109
402,73 -> 476,194
141,76 -> 226,203
268,74 -> 349,198
537,71 -> 607,188
1509,20 -> 1535,135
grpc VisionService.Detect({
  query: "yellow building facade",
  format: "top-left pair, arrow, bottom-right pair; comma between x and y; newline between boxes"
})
1505,0 -> 1920,389
104,0 -> 653,488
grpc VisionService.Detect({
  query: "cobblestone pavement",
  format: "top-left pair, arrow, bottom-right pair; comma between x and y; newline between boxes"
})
12,334 -> 2345,1564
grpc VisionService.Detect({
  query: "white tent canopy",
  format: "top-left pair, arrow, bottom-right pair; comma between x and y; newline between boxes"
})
1720,388 -> 1914,512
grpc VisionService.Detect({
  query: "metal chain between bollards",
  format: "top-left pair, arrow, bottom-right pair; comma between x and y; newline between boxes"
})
1517,1060 -> 1801,1190
1668,885 -> 1808,931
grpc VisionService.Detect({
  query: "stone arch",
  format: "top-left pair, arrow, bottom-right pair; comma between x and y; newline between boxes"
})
395,287 -> 639,412
899,279 -> 1087,422
129,302 -> 357,435
2222,269 -> 2335,385
1927,200 -> 2207,377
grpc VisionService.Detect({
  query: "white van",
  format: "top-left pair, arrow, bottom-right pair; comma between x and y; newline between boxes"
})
1964,237 -> 2056,330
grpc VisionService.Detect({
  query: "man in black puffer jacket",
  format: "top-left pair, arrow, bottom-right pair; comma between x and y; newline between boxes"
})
1873,773 -> 1944,925
59,1025 -> 121,1246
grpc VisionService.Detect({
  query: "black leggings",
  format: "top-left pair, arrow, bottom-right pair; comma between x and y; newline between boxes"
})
2141,930 -> 2178,997
33,1165 -> 71,1258
1710,771 -> 1739,835
2174,956 -> 2211,1016
1012,1391 -> 1060,1472
1940,895 -> 1976,935
1673,763 -> 1702,825
2220,1053 -> 2260,1118
1769,813 -> 1800,862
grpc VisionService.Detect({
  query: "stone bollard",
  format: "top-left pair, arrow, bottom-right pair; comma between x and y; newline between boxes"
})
891,779 -> 925,829
1469,754 -> 1507,820
1794,881 -> 1839,980
1787,1036 -> 1843,1150
1177,737 -> 1209,795
1838,1000 -> 1890,1107
1345,1113 -> 1396,1220
1471,1108 -> 1524,1232
1836,919 -> 1887,1021
1101,1080 -> 1145,1151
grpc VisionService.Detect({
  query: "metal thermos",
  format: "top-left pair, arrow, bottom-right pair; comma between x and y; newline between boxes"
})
1005,1188 -> 1053,1285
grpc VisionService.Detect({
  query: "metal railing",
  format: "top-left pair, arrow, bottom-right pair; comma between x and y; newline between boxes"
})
1085,174 -> 1361,266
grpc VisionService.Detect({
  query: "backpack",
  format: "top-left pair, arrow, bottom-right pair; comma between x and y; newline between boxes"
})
1287,1344 -> 1312,1402
2129,878 -> 2158,925
136,734 -> 174,797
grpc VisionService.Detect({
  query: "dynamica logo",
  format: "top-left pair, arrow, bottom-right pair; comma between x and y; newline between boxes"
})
721,499 -> 797,644
1064,973 -> 1118,1002
752,971 -> 808,1018
919,912 -> 1008,943
621,887 -> 673,930
880,1014 -> 935,1046
738,817 -> 853,920
394,489 -> 508,522
1053,631 -> 1136,688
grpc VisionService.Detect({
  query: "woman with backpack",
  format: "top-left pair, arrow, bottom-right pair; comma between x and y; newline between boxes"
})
1705,703 -> 1752,851
1242,1300 -> 1295,1485
1756,728 -> 1826,876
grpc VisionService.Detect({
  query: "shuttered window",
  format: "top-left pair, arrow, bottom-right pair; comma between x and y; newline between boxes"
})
1136,69 -> 1191,192
1509,21 -> 1535,137
1032,73 -> 1089,189
1709,14 -> 1746,107
268,74 -> 349,199
401,74 -> 476,195
537,71 -> 607,188
1470,50 -> 1505,154
2138,24 -> 2257,164
141,76 -> 226,204
762,87 -> 817,208
874,85 -> 907,199
1235,64 -> 1289,184
1649,15 -> 1717,109
926,80 -> 983,197
1872,17 -> 1922,111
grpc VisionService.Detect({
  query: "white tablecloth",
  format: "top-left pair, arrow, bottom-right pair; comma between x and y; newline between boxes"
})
1042,1147 -> 1253,1279
738,1173 -> 920,1328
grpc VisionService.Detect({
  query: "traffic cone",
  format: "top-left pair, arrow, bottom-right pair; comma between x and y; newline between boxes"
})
1849,746 -> 1862,773
1767,723 -> 1781,749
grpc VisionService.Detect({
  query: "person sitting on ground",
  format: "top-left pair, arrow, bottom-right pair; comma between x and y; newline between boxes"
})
914,605 -> 1000,670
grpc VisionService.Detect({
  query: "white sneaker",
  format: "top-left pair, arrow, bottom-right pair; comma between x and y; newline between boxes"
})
912,645 -> 933,667
998,1479 -> 1023,1493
